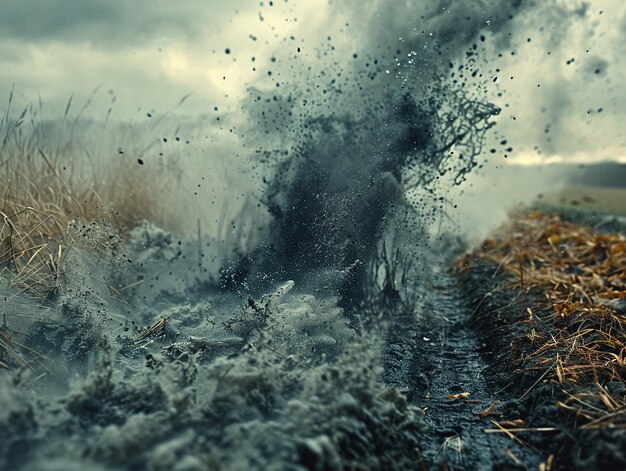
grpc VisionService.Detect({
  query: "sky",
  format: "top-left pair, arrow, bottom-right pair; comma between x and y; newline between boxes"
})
0,0 -> 327,117
1,0 -> 625,164
481,0 -> 626,164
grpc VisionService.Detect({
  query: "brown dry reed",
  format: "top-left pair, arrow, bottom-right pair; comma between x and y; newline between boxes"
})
1,92 -> 188,304
456,210 -> 626,430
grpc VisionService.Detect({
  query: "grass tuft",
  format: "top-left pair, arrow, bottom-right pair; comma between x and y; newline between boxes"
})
1,93 -> 191,368
456,210 -> 626,430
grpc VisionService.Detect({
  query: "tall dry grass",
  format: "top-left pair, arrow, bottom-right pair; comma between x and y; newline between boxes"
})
1,91 -> 191,302
456,210 -> 626,431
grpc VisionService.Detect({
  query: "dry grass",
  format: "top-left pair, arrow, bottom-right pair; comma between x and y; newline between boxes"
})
0,94 -> 191,369
456,210 -> 626,429
557,384 -> 626,430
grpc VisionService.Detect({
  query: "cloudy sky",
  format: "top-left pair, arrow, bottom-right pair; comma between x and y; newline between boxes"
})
482,0 -> 626,163
1,0 -> 329,117
1,0 -> 625,163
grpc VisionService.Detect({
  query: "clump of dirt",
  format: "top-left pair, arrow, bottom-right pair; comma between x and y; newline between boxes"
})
0,338 -> 428,470
0,223 -> 428,471
456,210 -> 626,469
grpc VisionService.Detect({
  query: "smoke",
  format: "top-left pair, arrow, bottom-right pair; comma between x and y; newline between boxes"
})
478,0 -> 626,162
222,0 -> 530,307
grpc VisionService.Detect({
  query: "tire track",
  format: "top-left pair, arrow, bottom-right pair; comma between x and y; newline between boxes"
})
384,257 -> 544,470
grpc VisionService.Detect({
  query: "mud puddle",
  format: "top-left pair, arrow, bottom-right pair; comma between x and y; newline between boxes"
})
384,254 -> 544,470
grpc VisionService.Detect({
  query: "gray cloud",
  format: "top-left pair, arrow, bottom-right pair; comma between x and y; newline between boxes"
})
0,0 -> 249,47
0,0 -> 624,164
0,0 -> 302,115
480,0 -> 626,161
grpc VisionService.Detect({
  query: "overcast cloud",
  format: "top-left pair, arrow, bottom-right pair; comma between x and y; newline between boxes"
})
0,0 -> 325,117
1,0 -> 624,162
0,0 -> 212,45
483,0 -> 626,163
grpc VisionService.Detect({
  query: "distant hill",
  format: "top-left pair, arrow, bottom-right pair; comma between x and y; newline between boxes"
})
565,162 -> 626,188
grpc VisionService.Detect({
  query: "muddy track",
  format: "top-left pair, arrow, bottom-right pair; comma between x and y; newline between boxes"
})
384,258 -> 544,470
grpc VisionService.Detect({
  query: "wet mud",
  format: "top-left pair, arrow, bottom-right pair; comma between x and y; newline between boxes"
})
384,252 -> 542,470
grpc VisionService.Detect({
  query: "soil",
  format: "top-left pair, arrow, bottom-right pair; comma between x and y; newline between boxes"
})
384,254 -> 543,470
3,215 -> 626,470
457,260 -> 626,470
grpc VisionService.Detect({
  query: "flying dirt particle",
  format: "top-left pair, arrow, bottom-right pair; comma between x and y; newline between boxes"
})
137,159 -> 144,165
225,48 -> 231,54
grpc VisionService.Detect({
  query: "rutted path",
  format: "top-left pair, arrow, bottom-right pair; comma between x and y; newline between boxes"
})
384,255 -> 543,470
